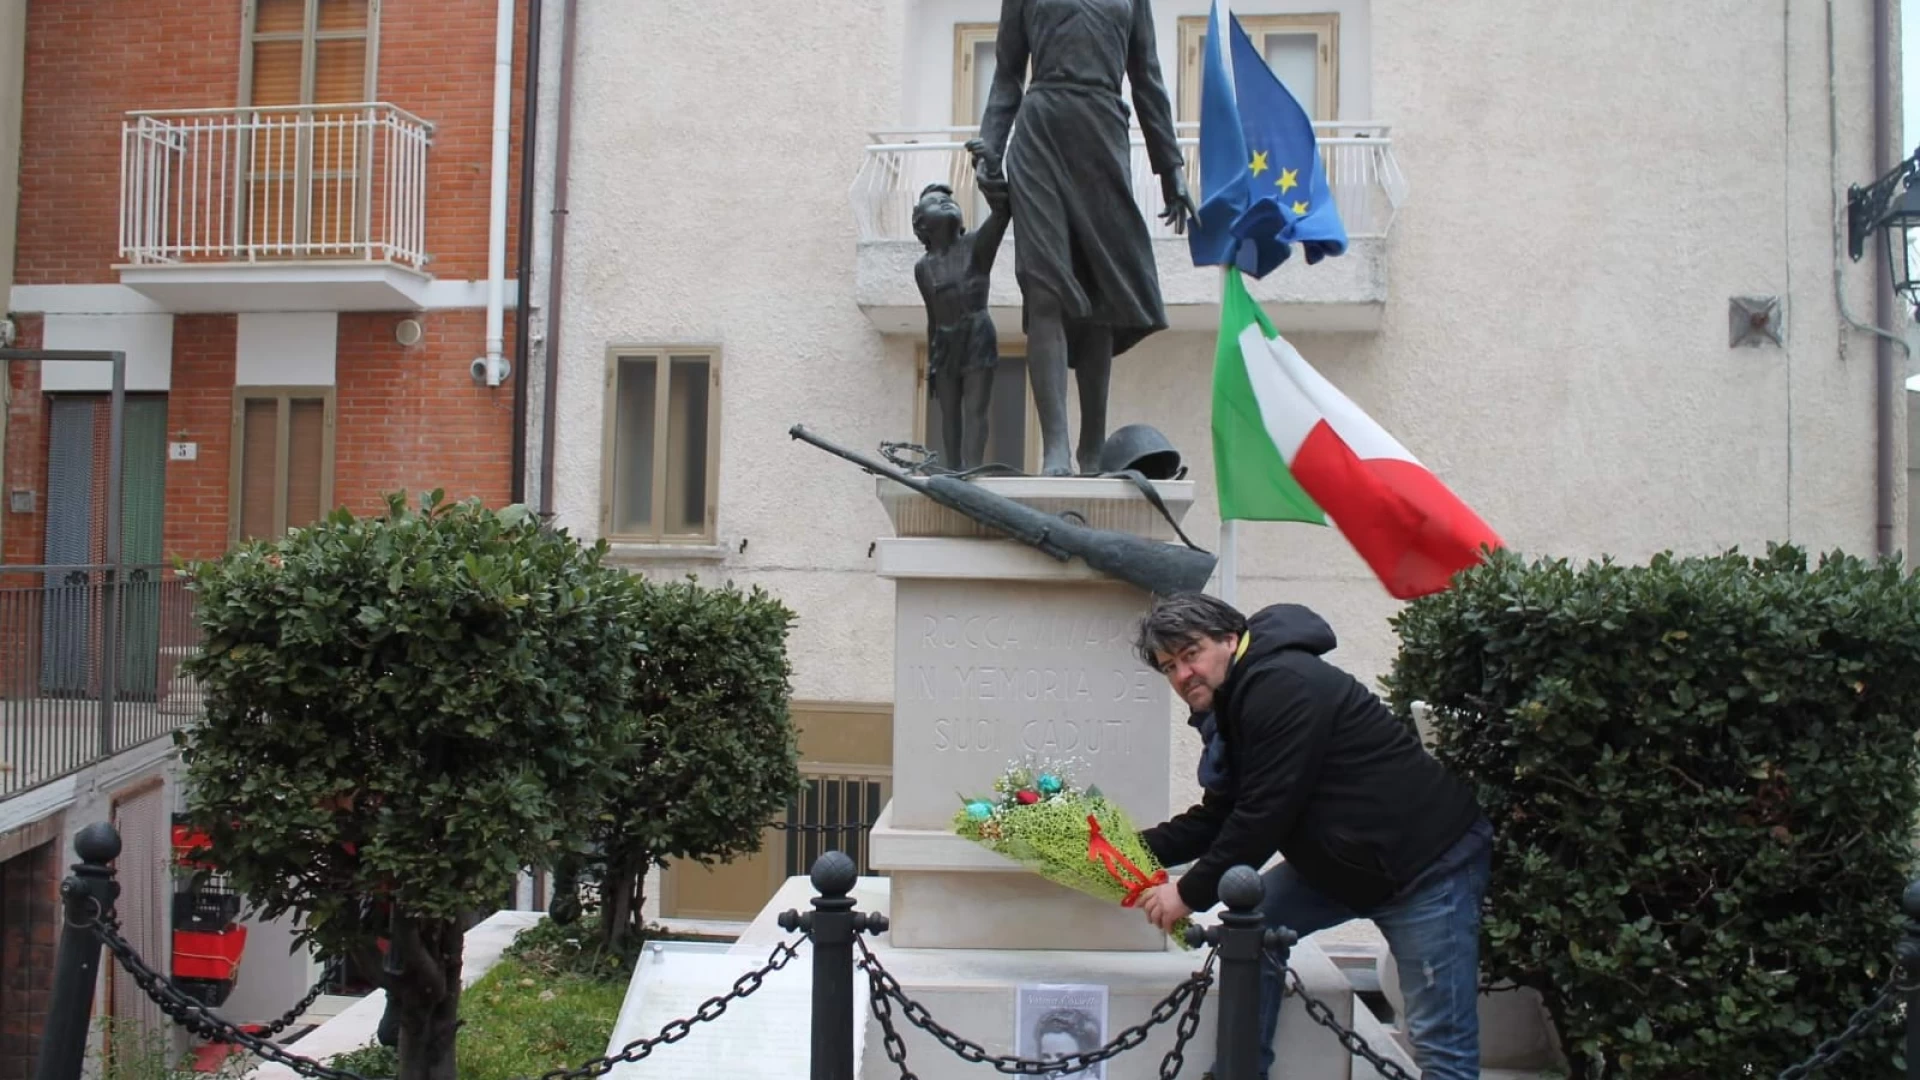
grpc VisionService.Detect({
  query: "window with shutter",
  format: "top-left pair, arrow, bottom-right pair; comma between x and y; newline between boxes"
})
231,389 -> 335,545
602,349 -> 722,544
243,0 -> 378,257
1175,14 -> 1340,124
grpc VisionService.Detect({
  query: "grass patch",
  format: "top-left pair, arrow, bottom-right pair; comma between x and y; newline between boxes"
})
326,958 -> 627,1080
502,913 -> 733,980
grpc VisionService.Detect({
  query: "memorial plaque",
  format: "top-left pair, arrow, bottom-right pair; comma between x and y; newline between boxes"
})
891,578 -> 1172,831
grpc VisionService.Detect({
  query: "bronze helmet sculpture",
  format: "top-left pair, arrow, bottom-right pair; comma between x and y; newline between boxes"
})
1096,423 -> 1186,481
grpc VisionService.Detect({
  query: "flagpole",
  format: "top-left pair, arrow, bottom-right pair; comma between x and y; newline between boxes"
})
1218,519 -> 1239,606
1215,261 -> 1240,608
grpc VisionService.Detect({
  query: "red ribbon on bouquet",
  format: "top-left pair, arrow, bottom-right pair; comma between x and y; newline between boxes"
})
1086,814 -> 1166,907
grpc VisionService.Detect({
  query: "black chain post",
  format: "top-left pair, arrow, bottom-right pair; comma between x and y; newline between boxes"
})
33,823 -> 122,1080
1183,866 -> 1293,1080
779,851 -> 888,1080
1901,879 -> 1920,1080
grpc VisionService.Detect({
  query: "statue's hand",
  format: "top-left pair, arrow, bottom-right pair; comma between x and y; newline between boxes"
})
965,138 -> 1003,179
981,176 -> 1012,214
968,137 -> 1012,213
1160,170 -> 1198,235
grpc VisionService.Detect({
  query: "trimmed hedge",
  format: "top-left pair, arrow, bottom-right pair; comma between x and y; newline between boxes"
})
179,493 -> 640,1080
1383,545 -> 1920,1078
570,575 -> 802,950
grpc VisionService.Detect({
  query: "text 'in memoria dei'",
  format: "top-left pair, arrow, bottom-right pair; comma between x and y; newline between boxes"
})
909,611 -> 1158,759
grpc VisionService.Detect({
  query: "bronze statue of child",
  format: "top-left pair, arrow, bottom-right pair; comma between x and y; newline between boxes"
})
913,138 -> 1011,472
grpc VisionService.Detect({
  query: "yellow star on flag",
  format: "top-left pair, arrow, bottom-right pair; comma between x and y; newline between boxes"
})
1276,167 -> 1299,193
1249,150 -> 1269,176
1292,200 -> 1310,215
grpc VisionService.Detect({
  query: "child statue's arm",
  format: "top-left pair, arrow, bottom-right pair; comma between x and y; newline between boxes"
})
966,138 -> 1012,275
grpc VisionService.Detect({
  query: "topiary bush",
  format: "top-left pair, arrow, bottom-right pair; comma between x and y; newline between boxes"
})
178,493 -> 639,1080
1383,544 -> 1920,1078
558,575 -> 802,951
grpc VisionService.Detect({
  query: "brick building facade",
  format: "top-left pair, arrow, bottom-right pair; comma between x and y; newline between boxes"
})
0,818 -> 62,1080
6,0 -> 528,572
2,0 -> 534,1038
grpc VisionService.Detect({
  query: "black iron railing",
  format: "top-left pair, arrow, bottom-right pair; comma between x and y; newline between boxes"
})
0,565 -> 202,799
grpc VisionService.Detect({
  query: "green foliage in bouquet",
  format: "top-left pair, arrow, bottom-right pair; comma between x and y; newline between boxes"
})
952,761 -> 1193,947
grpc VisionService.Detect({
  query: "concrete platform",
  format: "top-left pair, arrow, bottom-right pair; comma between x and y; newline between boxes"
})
736,875 -> 1360,1080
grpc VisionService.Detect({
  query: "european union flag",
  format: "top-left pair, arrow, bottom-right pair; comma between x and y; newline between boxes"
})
1187,1 -> 1348,277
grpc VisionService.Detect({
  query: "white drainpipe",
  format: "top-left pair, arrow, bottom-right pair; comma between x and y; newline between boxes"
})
473,0 -> 516,387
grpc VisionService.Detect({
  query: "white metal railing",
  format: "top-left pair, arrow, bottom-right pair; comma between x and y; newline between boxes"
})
851,121 -> 1407,245
119,103 -> 434,268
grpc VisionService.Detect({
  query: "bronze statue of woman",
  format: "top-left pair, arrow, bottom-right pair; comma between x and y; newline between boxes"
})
975,0 -> 1195,476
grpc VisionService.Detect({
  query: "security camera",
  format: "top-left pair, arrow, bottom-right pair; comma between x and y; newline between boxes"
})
0,316 -> 15,348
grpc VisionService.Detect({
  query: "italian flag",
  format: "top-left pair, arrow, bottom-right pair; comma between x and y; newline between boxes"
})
1210,266 -> 1503,599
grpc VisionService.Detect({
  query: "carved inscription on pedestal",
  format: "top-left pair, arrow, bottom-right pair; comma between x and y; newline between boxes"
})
892,582 -> 1172,830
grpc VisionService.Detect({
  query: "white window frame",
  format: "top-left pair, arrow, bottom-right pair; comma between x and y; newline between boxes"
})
1175,12 -> 1340,123
600,345 -> 722,544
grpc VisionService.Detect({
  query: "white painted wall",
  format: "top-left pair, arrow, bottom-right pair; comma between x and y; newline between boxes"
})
236,313 -> 340,387
41,314 -> 176,392
548,0 -> 1897,816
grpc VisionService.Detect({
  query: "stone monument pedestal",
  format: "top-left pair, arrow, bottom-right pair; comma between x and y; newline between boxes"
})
867,476 -> 1193,953
709,473 -> 1383,1078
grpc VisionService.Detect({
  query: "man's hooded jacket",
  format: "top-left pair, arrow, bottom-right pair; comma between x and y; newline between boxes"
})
1141,604 -> 1483,913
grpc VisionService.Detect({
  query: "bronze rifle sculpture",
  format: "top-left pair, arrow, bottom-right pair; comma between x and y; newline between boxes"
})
789,424 -> 1215,598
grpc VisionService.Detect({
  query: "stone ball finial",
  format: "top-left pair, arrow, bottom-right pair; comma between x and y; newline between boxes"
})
811,850 -> 859,897
1219,865 -> 1264,912
74,822 -> 123,866
1903,879 -> 1920,921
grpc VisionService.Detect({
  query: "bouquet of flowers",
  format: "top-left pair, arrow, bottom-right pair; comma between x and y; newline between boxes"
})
951,758 -> 1193,947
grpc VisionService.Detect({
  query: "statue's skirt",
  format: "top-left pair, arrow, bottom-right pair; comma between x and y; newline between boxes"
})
1003,81 -> 1170,361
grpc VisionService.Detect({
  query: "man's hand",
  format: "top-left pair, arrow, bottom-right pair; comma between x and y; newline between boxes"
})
1139,881 -> 1192,932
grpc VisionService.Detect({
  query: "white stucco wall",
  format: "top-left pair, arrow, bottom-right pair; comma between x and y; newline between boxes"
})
548,0 -> 1901,813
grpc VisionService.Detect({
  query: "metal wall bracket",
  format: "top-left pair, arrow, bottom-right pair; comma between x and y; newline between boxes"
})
1730,296 -> 1783,348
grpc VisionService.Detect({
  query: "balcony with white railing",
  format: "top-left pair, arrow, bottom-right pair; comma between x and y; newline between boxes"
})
850,122 -> 1407,335
114,103 -> 436,312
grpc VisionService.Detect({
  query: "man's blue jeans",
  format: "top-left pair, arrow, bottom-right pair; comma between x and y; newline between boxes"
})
1225,818 -> 1493,1080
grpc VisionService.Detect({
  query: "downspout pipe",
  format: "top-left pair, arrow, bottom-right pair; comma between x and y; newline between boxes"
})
474,0 -> 516,389
511,0 -> 543,503
1872,0 -> 1897,557
538,0 -> 578,520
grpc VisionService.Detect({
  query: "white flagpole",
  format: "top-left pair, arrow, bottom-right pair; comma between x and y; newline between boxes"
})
1204,0 -> 1242,608
1215,259 -> 1239,607
1218,519 -> 1239,605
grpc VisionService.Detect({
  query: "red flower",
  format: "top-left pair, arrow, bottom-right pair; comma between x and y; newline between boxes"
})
1016,789 -> 1040,805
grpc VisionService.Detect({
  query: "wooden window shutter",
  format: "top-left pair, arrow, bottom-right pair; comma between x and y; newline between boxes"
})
285,398 -> 326,529
238,399 -> 279,541
250,0 -> 305,106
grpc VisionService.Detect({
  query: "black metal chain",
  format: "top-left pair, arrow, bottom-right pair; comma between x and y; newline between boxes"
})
93,915 -> 373,1080
1264,952 -> 1419,1080
858,936 -> 1216,1078
524,934 -> 806,1080
94,904 -> 804,1080
1775,971 -> 1913,1080
213,958 -> 340,1040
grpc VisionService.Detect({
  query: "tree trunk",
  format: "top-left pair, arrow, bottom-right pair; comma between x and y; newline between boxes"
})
597,850 -> 652,952
601,854 -> 634,951
392,918 -> 464,1080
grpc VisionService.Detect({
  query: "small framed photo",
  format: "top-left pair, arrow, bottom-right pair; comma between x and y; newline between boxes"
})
1015,983 -> 1109,1079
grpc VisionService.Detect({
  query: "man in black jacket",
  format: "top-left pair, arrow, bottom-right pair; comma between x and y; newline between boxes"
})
1132,593 -> 1491,1080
